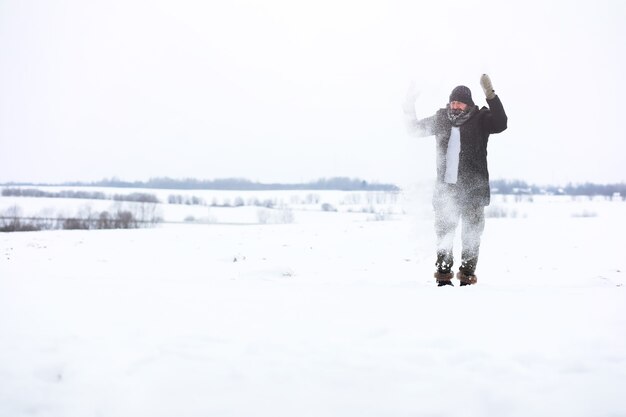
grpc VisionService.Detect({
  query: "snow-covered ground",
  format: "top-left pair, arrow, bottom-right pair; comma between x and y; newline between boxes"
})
1,188 -> 625,417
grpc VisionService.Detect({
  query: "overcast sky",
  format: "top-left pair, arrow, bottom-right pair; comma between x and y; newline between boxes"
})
1,0 -> 625,186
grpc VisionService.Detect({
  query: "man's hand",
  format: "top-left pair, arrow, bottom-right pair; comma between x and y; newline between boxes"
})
480,74 -> 496,100
403,81 -> 420,116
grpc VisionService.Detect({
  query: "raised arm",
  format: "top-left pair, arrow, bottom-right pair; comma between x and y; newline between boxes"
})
403,84 -> 437,137
480,74 -> 508,134
405,113 -> 438,137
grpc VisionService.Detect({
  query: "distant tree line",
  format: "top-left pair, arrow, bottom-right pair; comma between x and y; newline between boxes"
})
3,188 -> 160,203
2,177 -> 400,191
112,192 -> 159,203
2,188 -> 108,200
490,179 -> 626,197
2,178 -> 624,196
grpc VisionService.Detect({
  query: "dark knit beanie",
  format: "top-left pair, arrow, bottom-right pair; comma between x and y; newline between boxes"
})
449,85 -> 474,106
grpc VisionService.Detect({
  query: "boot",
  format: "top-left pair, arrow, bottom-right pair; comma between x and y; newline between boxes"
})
458,253 -> 478,286
456,271 -> 478,286
434,271 -> 454,286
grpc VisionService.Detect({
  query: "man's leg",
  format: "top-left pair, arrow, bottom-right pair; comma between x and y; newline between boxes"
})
459,204 -> 485,282
433,190 -> 460,285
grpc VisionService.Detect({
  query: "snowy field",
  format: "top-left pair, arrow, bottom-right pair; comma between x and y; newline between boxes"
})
1,187 -> 625,417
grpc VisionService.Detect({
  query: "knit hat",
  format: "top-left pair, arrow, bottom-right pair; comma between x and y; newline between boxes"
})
449,85 -> 474,106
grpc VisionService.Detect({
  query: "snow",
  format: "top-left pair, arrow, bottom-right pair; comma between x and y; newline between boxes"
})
1,189 -> 625,417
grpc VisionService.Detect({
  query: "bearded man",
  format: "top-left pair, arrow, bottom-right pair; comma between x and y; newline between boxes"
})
404,75 -> 508,286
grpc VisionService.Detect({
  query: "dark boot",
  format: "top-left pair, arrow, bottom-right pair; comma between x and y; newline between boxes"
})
434,271 -> 454,286
456,271 -> 478,286
458,252 -> 478,286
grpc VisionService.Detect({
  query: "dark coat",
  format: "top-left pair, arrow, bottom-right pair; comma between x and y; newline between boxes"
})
414,96 -> 507,206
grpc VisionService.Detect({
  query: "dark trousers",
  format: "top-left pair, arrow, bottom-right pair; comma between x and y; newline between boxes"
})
433,185 -> 485,275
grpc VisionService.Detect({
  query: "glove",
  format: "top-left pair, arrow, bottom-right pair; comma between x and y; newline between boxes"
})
480,74 -> 496,100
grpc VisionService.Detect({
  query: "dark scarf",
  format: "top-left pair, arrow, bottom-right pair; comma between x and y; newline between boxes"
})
447,105 -> 478,127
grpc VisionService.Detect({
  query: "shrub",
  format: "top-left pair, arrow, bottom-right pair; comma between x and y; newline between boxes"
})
257,209 -> 271,224
113,193 -> 159,203
321,203 -> 337,212
0,205 -> 154,232
257,208 -> 295,224
485,205 -> 518,218
571,210 -> 598,218
97,211 -> 112,229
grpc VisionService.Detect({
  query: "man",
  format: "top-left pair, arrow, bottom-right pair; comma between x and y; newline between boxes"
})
404,74 -> 508,286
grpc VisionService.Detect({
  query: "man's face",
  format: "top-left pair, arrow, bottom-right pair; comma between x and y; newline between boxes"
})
450,101 -> 468,111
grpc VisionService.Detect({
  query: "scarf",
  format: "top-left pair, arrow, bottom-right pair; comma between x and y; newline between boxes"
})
447,105 -> 477,127
444,127 -> 461,184
443,105 -> 478,183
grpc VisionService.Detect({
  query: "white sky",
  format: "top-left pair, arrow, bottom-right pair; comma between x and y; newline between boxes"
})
1,0 -> 625,186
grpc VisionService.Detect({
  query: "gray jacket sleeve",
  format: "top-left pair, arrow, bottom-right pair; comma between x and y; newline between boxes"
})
405,113 -> 438,138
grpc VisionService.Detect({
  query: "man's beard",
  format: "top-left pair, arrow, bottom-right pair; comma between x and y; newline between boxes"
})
449,108 -> 464,117
447,105 -> 476,126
